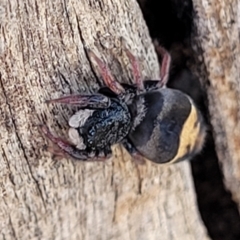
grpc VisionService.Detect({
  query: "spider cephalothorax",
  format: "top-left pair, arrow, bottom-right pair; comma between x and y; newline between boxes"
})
41,43 -> 206,164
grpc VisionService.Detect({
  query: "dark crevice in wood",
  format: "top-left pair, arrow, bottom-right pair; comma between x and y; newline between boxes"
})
192,135 -> 240,240
137,0 -> 240,239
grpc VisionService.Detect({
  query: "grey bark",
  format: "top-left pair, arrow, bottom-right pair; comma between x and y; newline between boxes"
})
192,0 -> 240,209
0,0 -> 209,239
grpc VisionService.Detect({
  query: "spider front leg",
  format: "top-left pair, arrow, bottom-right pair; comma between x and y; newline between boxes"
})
124,48 -> 144,91
154,41 -> 171,88
40,125 -> 112,161
87,50 -> 125,95
119,37 -> 144,91
123,40 -> 171,89
46,93 -> 110,109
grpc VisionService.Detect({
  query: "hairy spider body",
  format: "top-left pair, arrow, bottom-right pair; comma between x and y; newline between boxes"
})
127,87 -> 205,163
68,98 -> 131,154
41,43 -> 206,164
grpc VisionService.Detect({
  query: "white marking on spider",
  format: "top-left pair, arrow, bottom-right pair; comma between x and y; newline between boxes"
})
68,109 -> 95,128
68,128 -> 86,150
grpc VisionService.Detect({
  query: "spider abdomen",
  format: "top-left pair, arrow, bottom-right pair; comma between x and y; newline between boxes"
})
128,88 -> 206,164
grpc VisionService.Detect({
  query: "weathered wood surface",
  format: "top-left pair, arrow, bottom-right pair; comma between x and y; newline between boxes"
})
192,0 -> 240,210
0,0 -> 209,239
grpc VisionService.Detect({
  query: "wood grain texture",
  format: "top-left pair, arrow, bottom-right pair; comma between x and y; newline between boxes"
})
192,0 -> 240,209
0,0 -> 209,239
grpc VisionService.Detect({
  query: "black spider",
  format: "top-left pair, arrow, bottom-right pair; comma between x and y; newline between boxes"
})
41,42 -> 206,164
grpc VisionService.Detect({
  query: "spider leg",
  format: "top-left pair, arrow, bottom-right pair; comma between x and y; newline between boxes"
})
122,140 -> 146,165
125,49 -> 144,90
40,125 -> 112,161
154,41 -> 171,88
87,50 -> 125,95
46,94 -> 110,109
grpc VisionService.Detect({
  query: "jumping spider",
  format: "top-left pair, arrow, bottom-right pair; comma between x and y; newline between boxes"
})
41,42 -> 206,164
